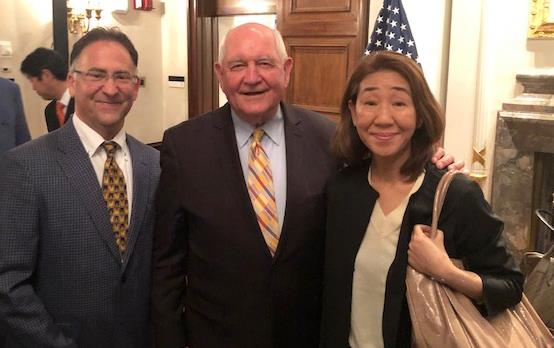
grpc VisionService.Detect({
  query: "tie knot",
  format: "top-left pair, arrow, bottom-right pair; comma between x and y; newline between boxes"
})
252,128 -> 265,143
101,141 -> 118,156
56,101 -> 64,110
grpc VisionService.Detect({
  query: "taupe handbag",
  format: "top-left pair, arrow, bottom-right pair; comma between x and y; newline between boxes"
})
524,240 -> 554,334
406,170 -> 554,347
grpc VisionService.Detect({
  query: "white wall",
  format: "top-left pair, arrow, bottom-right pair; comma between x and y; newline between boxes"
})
447,0 -> 554,196
160,0 -> 189,130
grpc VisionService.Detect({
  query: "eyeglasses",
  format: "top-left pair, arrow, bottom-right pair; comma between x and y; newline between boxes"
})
73,69 -> 139,86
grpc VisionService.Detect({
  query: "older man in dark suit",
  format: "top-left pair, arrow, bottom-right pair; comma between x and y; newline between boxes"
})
0,77 -> 30,154
151,23 -> 335,348
0,28 -> 159,347
151,22 -> 459,348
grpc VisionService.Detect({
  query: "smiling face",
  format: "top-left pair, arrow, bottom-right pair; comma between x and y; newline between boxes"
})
215,23 -> 292,126
349,69 -> 417,166
68,40 -> 139,140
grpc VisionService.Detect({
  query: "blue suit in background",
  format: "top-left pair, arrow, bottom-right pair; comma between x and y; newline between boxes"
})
0,77 -> 30,154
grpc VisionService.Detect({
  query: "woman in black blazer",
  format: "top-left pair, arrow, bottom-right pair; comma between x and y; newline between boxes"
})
320,51 -> 523,348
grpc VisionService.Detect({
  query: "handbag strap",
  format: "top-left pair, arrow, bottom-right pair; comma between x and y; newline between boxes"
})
543,239 -> 554,259
430,170 -> 460,239
534,209 -> 554,259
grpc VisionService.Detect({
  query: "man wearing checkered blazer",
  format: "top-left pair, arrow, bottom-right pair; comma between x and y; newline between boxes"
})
0,28 -> 159,347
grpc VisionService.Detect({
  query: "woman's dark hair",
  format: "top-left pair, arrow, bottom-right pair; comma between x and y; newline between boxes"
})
332,51 -> 444,180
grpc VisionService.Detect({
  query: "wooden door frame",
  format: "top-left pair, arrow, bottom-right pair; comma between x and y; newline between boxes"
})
187,0 -> 220,118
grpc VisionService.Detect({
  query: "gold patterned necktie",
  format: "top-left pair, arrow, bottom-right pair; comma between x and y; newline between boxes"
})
247,128 -> 279,256
101,141 -> 129,253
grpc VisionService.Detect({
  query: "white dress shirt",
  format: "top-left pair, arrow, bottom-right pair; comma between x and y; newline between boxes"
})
72,114 -> 133,220
58,89 -> 71,115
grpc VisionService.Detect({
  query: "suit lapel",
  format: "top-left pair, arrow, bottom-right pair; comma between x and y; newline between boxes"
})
212,104 -> 274,260
122,136 -> 150,271
45,100 -> 58,132
56,122 -> 122,263
273,104 -> 305,260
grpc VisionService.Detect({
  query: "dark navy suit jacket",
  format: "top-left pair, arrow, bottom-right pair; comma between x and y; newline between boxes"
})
0,78 -> 30,154
152,103 -> 337,348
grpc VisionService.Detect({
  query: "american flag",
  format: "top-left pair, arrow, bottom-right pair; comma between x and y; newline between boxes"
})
365,0 -> 420,64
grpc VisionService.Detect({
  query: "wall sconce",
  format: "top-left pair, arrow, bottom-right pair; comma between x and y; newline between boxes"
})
66,0 -> 103,35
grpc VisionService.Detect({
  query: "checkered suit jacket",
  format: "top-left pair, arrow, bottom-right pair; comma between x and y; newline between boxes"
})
0,121 -> 160,347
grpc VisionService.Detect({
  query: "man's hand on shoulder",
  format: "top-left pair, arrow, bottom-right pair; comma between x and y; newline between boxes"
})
431,147 -> 468,173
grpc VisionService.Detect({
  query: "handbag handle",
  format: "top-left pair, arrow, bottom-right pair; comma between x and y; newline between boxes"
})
430,170 -> 460,239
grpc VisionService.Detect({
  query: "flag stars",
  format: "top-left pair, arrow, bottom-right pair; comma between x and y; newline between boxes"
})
366,0 -> 419,65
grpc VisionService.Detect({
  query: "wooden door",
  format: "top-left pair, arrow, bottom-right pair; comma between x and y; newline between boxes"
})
277,0 -> 369,121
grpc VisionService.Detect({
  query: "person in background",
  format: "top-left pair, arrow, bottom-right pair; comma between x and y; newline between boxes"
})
20,47 -> 74,132
151,23 -> 460,348
320,51 -> 523,348
0,77 -> 30,154
0,28 -> 159,347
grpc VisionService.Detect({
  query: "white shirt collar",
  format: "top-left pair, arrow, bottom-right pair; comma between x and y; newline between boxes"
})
231,105 -> 284,149
72,113 -> 128,158
59,89 -> 71,106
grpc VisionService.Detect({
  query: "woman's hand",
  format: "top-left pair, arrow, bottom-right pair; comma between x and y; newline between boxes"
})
407,224 -> 453,280
408,224 -> 484,300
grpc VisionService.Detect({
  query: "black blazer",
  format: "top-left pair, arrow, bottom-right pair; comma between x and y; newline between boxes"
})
152,103 -> 337,348
321,162 -> 524,348
45,97 -> 74,132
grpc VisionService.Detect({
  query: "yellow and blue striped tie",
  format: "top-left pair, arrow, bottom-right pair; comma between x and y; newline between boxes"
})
247,128 -> 279,256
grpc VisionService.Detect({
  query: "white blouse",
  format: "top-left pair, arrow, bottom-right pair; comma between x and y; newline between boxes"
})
349,169 -> 424,348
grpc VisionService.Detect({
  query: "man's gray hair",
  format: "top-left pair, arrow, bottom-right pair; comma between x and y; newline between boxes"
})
218,26 -> 289,63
